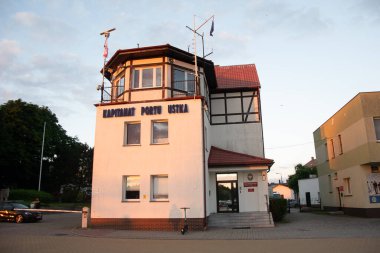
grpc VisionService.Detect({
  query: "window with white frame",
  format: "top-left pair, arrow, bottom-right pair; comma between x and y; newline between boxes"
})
124,122 -> 141,145
122,175 -> 140,201
152,120 -> 168,144
173,68 -> 195,95
344,177 -> 352,195
151,175 -> 168,200
132,67 -> 162,89
374,118 -> 380,141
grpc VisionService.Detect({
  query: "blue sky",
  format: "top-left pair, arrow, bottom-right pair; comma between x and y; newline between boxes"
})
1,0 -> 379,182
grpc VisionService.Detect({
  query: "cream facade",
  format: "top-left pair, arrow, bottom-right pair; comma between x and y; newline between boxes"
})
91,45 -> 273,230
313,92 -> 380,217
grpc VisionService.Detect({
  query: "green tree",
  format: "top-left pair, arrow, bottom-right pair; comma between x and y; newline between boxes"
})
288,164 -> 318,194
0,99 -> 93,193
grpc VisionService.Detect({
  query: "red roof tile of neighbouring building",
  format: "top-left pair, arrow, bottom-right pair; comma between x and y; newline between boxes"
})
208,146 -> 274,167
304,157 -> 317,168
214,64 -> 260,90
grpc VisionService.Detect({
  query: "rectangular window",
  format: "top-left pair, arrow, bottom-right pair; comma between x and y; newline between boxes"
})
156,68 -> 162,87
173,68 -> 195,95
117,77 -> 125,97
328,175 -> 332,193
151,175 -> 168,200
123,176 -> 140,201
330,139 -> 335,159
374,118 -> 380,141
132,67 -> 162,89
338,135 -> 343,155
133,69 -> 140,89
152,120 -> 168,144
124,122 -> 141,145
344,177 -> 352,195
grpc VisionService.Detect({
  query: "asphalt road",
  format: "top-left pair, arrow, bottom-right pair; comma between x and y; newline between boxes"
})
0,211 -> 379,253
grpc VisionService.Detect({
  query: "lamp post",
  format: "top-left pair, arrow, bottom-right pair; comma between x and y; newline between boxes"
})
276,173 -> 283,184
38,122 -> 46,191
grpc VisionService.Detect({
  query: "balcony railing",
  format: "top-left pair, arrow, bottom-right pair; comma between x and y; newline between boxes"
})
100,80 -> 198,104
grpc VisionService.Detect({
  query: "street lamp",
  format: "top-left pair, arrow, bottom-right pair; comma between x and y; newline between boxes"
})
276,173 -> 283,184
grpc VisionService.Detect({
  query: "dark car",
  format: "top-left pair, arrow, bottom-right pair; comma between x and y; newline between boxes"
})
0,202 -> 42,223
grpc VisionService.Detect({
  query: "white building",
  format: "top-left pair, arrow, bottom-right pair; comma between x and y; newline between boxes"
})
298,177 -> 320,207
91,44 -> 274,230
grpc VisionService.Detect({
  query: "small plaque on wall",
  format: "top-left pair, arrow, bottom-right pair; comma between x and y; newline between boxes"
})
248,188 -> 254,192
243,182 -> 258,187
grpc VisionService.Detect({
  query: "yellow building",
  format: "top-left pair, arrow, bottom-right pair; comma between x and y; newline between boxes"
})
313,92 -> 380,217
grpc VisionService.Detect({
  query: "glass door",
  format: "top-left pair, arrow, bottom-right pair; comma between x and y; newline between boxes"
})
216,173 -> 239,213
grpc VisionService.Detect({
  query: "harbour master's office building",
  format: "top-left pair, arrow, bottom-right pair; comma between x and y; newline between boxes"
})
91,44 -> 274,230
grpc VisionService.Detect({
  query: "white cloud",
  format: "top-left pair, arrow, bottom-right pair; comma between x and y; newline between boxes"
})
0,39 -> 21,72
13,11 -> 39,27
244,1 -> 332,39
12,11 -> 77,43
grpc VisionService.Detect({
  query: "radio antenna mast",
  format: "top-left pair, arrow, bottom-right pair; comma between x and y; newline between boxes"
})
186,15 -> 214,97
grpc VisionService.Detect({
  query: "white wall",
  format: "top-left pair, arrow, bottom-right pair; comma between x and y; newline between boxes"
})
299,178 -> 320,205
210,123 -> 264,157
91,99 -> 204,219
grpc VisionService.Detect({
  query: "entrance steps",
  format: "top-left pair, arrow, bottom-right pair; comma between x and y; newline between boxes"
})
207,211 -> 274,228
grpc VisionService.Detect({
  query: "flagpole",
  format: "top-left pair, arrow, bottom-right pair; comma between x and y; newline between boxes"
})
99,28 -> 116,103
101,35 -> 109,103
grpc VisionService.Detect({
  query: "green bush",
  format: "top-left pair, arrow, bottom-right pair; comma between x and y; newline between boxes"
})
269,198 -> 288,222
9,189 -> 54,203
60,185 -> 79,203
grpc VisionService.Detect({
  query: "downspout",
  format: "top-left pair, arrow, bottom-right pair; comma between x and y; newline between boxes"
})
201,97 -> 207,229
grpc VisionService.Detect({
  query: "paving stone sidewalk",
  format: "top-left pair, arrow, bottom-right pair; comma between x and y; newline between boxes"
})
72,209 -> 380,240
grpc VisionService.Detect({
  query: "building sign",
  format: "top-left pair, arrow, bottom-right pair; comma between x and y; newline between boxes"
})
103,104 -> 189,118
141,106 -> 162,115
243,182 -> 258,187
168,104 -> 189,114
367,173 -> 380,203
103,108 -> 136,118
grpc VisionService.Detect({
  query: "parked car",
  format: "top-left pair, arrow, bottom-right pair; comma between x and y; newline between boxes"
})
0,202 -> 42,223
287,199 -> 298,208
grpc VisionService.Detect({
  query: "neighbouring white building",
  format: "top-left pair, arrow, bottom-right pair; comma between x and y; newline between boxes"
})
298,176 -> 320,207
91,44 -> 274,230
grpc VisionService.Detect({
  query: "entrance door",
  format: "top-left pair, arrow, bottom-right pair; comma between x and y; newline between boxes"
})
305,192 -> 311,207
217,181 -> 239,213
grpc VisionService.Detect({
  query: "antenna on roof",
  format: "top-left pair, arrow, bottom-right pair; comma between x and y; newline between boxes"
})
186,15 -> 214,98
99,28 -> 116,103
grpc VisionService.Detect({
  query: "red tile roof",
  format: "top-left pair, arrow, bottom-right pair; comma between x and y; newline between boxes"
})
208,146 -> 274,167
304,157 -> 317,168
214,64 -> 260,90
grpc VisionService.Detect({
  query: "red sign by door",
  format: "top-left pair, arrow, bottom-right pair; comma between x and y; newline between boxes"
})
243,182 -> 258,187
